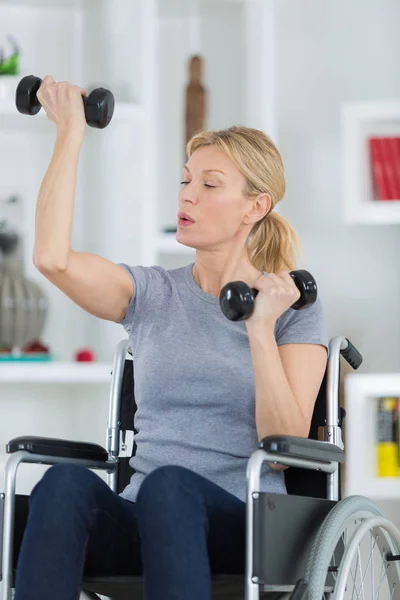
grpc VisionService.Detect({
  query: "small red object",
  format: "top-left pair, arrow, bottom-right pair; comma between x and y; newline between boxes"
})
75,348 -> 95,362
23,339 -> 49,354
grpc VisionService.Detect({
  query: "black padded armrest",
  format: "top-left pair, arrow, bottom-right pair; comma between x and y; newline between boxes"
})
7,436 -> 108,462
260,435 -> 344,464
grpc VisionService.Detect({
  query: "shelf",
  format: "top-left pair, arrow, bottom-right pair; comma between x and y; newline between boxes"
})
157,232 -> 196,254
342,200 -> 400,225
0,0 -> 81,6
346,478 -> 400,501
344,373 -> 400,500
341,100 -> 400,225
0,362 -> 113,383
157,0 -> 258,18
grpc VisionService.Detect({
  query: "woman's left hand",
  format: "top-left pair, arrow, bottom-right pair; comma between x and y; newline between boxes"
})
246,271 -> 301,329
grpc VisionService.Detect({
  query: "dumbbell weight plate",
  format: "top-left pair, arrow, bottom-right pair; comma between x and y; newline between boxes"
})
83,88 -> 115,129
290,269 -> 318,310
219,281 -> 255,322
15,75 -> 42,116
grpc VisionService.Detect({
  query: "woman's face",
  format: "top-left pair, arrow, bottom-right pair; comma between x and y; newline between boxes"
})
177,145 -> 256,250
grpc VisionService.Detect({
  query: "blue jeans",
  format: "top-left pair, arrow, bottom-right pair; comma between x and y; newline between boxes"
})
14,463 -> 246,600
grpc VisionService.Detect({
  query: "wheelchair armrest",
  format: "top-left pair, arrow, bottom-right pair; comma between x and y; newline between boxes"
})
260,435 -> 344,464
6,436 -> 108,462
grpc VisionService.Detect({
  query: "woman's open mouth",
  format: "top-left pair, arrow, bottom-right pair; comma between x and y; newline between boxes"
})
178,212 -> 196,227
178,217 -> 195,227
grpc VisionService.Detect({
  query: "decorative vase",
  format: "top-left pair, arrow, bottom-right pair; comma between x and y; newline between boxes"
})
0,224 -> 49,352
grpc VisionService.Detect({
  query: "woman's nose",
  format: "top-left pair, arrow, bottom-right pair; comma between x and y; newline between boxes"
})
180,182 -> 198,202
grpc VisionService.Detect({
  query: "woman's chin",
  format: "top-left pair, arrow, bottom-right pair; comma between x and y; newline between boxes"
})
176,237 -> 197,250
176,228 -> 197,248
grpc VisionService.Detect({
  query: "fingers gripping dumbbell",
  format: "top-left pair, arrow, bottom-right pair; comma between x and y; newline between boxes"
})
219,269 -> 318,321
15,75 -> 115,129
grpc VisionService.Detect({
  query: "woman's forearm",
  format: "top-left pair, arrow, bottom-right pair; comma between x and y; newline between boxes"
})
33,129 -> 84,270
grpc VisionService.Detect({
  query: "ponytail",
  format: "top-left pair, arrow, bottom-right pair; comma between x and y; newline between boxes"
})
247,211 -> 305,274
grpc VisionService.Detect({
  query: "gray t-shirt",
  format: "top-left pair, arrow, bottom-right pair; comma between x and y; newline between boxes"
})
116,262 -> 329,503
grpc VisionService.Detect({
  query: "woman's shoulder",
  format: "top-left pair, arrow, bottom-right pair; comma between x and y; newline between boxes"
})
117,262 -> 192,300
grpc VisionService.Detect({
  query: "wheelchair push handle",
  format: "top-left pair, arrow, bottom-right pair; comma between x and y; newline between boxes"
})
219,269 -> 317,321
341,338 -> 363,370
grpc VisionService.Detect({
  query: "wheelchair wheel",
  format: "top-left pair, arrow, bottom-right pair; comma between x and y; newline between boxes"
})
303,495 -> 400,599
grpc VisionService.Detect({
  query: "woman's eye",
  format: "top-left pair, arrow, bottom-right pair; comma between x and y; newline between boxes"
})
180,181 -> 216,188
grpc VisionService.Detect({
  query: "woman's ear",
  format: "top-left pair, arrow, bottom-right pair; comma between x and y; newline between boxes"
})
244,193 -> 271,225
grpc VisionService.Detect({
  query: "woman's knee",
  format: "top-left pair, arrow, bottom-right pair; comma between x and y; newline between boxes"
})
30,463 -> 101,510
136,465 -> 203,509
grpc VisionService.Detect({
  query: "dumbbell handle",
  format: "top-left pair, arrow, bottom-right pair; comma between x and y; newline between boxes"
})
252,271 -> 315,309
220,270 -> 318,321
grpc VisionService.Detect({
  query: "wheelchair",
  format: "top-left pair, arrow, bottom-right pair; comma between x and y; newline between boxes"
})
1,335 -> 400,600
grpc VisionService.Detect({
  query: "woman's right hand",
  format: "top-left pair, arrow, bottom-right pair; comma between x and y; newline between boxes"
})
36,75 -> 87,137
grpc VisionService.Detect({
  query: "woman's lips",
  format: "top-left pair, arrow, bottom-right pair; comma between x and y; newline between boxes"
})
178,217 -> 195,227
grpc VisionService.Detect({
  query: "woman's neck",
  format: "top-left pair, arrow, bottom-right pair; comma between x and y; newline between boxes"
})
192,261 -> 262,298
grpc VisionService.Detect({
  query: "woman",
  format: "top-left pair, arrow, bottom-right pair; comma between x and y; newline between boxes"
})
14,76 -> 328,600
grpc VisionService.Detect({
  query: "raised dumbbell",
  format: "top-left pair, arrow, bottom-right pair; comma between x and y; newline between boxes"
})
15,75 -> 115,129
219,269 -> 317,321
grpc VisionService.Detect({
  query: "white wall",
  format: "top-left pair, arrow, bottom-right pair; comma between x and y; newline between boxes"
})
276,0 -> 400,374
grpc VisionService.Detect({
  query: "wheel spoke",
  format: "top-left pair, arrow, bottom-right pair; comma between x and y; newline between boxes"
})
355,532 -> 376,599
356,544 -> 365,600
375,556 -> 390,599
370,531 -> 375,600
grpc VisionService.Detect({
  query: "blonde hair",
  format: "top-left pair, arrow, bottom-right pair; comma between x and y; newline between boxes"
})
186,125 -> 305,274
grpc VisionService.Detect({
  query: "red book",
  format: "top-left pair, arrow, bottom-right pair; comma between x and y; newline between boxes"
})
388,137 -> 400,200
380,137 -> 399,199
369,137 -> 390,200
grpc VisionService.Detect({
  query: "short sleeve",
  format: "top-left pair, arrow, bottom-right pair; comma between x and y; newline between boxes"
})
115,264 -> 159,335
274,297 -> 329,353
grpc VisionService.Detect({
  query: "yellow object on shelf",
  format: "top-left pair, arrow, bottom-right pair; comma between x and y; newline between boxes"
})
376,397 -> 399,477
377,442 -> 399,478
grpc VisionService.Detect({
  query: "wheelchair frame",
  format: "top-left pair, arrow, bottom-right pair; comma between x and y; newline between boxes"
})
0,334 -> 376,600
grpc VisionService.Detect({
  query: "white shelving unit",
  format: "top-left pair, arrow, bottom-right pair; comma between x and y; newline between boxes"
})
341,100 -> 400,224
0,362 -> 113,383
0,0 -> 152,364
344,373 -> 400,500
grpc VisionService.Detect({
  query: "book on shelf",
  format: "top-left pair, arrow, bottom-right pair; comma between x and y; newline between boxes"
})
375,396 -> 400,477
368,137 -> 400,201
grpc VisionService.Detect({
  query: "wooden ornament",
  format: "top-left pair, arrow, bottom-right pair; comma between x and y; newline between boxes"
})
185,55 -> 207,146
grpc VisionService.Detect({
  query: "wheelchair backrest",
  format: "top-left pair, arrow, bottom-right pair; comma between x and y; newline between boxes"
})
116,358 -> 344,499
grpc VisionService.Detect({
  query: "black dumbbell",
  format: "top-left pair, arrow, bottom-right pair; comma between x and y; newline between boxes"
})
15,75 -> 115,129
219,269 -> 317,321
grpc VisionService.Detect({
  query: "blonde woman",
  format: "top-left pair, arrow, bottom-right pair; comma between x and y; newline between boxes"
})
14,76 -> 328,600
